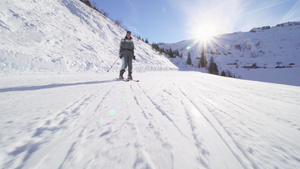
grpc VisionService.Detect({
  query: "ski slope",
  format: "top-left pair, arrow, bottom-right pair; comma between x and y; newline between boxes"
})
1,0 -> 300,168
1,71 -> 299,169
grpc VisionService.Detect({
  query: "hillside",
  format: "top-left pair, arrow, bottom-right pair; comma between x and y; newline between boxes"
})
0,0 -> 177,73
0,0 -> 300,169
159,22 -> 300,86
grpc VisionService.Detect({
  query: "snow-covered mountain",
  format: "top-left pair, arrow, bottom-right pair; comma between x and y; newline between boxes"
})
159,22 -> 300,86
0,0 -> 177,73
0,1 -> 300,169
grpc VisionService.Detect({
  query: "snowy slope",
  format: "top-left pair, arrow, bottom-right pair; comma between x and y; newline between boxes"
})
0,0 -> 177,73
159,22 -> 300,86
1,1 -> 300,169
0,72 -> 299,169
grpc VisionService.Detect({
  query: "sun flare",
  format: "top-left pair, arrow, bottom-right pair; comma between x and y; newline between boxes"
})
186,23 -> 223,55
193,24 -> 216,41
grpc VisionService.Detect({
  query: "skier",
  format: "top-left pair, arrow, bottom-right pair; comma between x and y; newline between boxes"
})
119,31 -> 135,80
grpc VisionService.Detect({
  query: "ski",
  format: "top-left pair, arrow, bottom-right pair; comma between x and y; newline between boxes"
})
115,78 -> 139,82
115,78 -> 129,82
127,79 -> 139,82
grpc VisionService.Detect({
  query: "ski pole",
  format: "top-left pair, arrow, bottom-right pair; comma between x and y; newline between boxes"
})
107,57 -> 119,72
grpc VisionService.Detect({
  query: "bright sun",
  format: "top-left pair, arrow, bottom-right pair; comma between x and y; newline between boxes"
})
192,25 -> 216,41
186,24 -> 221,53
193,24 -> 216,41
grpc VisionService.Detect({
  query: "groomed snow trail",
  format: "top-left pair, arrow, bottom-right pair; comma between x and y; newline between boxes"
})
0,71 -> 299,169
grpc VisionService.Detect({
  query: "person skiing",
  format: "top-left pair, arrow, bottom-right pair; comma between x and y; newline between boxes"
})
119,31 -> 135,80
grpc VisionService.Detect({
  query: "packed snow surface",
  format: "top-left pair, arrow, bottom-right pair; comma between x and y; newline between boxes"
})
0,0 -> 300,168
0,72 -> 300,169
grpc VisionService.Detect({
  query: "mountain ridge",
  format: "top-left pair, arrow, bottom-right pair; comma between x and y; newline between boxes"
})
158,21 -> 300,86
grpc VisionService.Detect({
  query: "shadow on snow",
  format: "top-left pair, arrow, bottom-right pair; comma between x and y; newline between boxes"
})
0,80 -> 116,93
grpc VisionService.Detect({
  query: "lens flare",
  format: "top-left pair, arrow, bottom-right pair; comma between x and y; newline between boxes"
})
109,109 -> 116,116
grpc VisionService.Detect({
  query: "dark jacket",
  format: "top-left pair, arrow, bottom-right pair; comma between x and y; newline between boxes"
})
119,36 -> 134,58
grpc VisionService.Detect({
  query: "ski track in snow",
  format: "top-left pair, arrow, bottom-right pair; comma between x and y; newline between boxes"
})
0,72 -> 300,169
177,80 -> 253,169
1,0 -> 300,168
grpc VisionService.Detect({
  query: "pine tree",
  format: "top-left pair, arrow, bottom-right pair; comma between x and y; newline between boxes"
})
85,0 -> 92,7
174,49 -> 179,57
180,53 -> 183,59
200,49 -> 207,67
221,70 -> 226,76
208,56 -> 219,75
168,48 -> 174,58
152,43 -> 159,51
159,48 -> 163,54
187,51 -> 192,65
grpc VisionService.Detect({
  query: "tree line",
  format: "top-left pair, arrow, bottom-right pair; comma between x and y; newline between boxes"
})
151,43 -> 182,58
151,43 -> 234,77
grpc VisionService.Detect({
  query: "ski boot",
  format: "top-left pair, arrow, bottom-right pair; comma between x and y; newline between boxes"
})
119,70 -> 125,80
127,72 -> 133,80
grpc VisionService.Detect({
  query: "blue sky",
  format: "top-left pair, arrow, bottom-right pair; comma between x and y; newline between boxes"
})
93,0 -> 300,43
